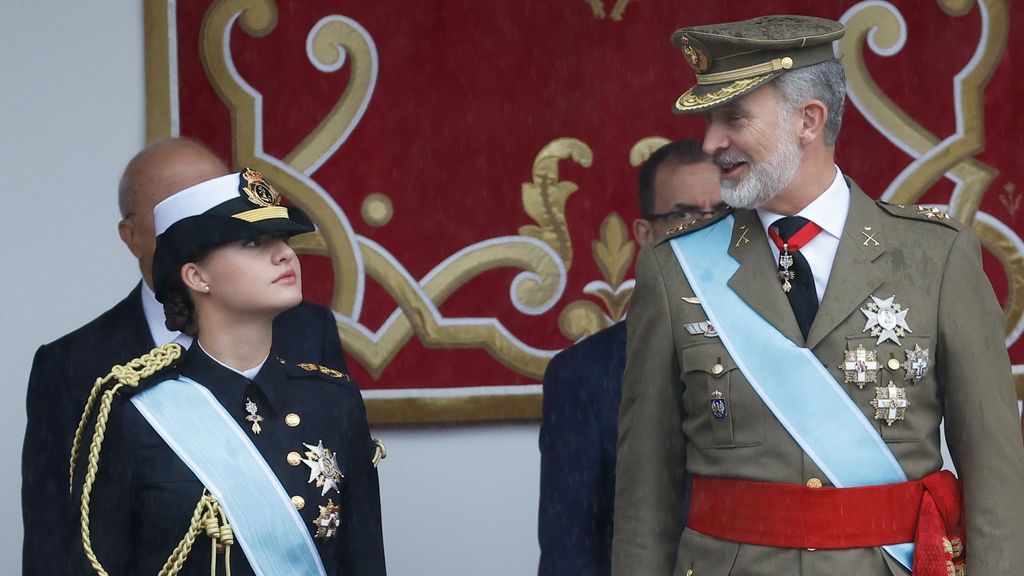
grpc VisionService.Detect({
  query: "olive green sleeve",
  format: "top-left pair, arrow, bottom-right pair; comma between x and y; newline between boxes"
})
937,225 -> 1024,573
612,245 -> 687,576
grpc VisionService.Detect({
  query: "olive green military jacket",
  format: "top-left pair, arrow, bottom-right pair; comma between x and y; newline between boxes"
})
611,184 -> 1024,576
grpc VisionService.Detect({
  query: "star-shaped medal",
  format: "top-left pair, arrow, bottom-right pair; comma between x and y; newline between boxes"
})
860,295 -> 912,345
840,345 -> 878,389
901,343 -> 930,381
301,440 -> 343,496
870,381 -> 910,426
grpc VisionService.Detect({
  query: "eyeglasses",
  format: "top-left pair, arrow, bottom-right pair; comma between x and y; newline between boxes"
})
644,202 -> 729,222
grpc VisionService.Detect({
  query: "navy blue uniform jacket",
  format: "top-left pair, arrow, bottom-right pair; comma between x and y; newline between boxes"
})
538,322 -> 626,576
22,283 -> 350,574
66,344 -> 385,575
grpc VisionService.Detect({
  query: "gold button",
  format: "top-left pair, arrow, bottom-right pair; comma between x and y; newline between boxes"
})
806,477 -> 823,489
887,358 -> 901,370
285,413 -> 301,427
291,495 -> 305,510
711,363 -> 724,375
287,451 -> 302,466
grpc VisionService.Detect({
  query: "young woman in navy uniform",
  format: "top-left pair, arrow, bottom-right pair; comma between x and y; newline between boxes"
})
68,169 -> 386,576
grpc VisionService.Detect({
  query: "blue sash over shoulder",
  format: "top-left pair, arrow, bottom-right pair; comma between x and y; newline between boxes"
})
132,376 -> 326,576
669,216 -> 914,569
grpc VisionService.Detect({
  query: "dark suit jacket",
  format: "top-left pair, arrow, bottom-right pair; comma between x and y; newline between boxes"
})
22,282 -> 347,575
538,322 -> 625,576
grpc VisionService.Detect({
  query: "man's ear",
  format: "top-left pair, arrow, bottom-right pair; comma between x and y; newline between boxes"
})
180,262 -> 208,294
797,99 -> 828,146
633,218 -> 654,248
118,217 -> 144,259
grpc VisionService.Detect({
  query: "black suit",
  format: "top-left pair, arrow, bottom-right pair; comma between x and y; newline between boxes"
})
538,322 -> 626,576
22,282 -> 347,575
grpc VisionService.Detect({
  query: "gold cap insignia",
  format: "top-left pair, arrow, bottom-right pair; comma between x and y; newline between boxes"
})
680,36 -> 711,73
241,168 -> 280,207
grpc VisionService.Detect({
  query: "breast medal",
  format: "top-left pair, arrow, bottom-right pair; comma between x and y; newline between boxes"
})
860,295 -> 912,345
244,396 -> 263,435
301,440 -> 344,496
870,381 -> 910,426
313,499 -> 341,541
901,343 -> 929,382
709,390 -> 728,420
839,345 -> 878,389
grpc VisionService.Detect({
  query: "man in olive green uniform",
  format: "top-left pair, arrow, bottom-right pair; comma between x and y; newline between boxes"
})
612,15 -> 1024,576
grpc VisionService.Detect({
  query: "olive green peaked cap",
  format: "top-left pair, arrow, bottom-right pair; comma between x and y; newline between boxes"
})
671,15 -> 845,114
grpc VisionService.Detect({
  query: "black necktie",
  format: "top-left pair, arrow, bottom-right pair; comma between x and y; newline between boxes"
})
773,216 -> 818,340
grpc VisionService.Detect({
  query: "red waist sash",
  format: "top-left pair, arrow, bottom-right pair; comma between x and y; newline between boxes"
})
688,471 -> 965,574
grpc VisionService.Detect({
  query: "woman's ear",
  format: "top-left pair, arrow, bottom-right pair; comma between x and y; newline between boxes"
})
180,262 -> 209,294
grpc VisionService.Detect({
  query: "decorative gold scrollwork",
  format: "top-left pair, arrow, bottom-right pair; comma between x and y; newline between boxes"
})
840,0 -> 1006,221
519,138 -> 593,270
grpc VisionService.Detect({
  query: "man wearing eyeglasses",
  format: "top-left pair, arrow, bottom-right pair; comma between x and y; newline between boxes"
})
538,139 -> 721,576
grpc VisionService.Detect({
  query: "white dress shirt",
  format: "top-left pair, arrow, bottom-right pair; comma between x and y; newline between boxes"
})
756,166 -> 850,303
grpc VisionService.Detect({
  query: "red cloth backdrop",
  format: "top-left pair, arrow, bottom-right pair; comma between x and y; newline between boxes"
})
146,0 -> 1024,422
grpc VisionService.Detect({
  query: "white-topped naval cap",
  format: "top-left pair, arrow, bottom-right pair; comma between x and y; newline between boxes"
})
154,173 -> 239,235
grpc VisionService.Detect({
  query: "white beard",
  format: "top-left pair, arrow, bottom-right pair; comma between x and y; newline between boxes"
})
718,116 -> 802,210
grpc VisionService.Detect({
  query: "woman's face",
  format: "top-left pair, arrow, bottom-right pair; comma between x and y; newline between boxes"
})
194,234 -> 303,317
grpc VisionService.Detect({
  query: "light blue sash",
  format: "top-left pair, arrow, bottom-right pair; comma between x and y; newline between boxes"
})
669,216 -> 914,569
131,376 -> 326,576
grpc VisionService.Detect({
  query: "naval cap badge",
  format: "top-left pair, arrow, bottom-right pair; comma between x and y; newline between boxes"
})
301,440 -> 344,496
860,295 -> 912,345
240,168 -> 280,207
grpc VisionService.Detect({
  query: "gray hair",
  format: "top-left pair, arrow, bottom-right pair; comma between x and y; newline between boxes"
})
773,59 -> 846,148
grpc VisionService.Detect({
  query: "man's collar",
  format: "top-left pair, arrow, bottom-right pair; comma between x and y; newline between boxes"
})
756,165 -> 850,237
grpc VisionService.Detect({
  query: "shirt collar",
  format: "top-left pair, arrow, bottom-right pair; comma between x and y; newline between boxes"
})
140,281 -> 194,348
756,165 -> 849,238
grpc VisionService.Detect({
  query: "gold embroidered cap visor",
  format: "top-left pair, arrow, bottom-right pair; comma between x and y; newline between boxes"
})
152,170 -> 314,303
670,15 -> 845,114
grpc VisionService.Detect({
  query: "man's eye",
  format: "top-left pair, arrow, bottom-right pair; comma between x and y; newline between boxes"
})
242,238 -> 260,248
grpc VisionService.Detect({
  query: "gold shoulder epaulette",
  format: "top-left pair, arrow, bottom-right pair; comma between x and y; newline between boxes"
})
657,207 -> 736,244
877,201 -> 962,230
294,362 -> 351,381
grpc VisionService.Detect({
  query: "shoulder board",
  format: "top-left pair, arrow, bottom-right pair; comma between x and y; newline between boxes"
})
656,207 -> 736,245
284,359 -> 353,383
876,201 -> 962,230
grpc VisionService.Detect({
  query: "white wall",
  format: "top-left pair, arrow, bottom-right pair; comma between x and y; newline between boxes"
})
1,4 -> 540,575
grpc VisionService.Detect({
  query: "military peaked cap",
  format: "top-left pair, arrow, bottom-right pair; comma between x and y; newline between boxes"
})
671,15 -> 845,114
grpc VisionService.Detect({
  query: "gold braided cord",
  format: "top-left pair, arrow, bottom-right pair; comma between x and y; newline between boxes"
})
160,494 -> 208,576
70,344 -> 183,491
72,344 -> 183,575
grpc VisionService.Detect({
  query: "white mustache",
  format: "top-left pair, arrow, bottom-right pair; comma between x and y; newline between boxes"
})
714,152 -> 750,168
